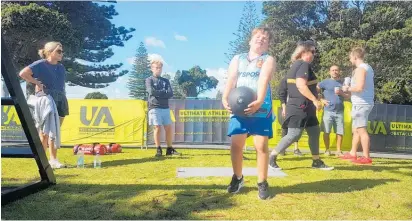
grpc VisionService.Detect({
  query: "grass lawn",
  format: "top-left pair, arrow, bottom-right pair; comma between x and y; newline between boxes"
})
2,148 -> 412,220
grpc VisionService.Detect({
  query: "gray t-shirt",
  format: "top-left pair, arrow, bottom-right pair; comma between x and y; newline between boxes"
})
318,78 -> 344,112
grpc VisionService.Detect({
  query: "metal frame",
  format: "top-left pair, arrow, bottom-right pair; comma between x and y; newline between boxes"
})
1,38 -> 56,205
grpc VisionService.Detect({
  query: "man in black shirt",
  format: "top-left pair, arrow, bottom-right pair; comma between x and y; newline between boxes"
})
145,59 -> 180,157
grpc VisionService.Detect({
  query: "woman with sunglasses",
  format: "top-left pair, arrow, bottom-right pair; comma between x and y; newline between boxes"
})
269,40 -> 334,171
19,41 -> 68,169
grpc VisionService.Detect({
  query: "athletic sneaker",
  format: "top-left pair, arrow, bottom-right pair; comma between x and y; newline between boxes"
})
352,157 -> 372,165
269,155 -> 282,170
339,153 -> 357,160
227,174 -> 244,194
155,147 -> 162,157
324,149 -> 331,156
49,160 -> 65,169
294,149 -> 304,156
312,159 -> 334,171
257,180 -> 270,200
166,147 -> 181,156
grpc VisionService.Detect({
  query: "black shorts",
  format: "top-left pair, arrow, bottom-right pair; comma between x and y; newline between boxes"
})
44,90 -> 69,118
283,104 -> 318,128
53,95 -> 69,118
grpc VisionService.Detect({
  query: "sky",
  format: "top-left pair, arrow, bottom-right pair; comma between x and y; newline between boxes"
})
64,1 -> 264,99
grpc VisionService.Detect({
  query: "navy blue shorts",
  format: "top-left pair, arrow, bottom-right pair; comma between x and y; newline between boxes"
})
227,115 -> 274,139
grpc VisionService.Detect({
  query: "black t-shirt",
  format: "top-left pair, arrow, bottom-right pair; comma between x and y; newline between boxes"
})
284,60 -> 319,128
286,60 -> 318,102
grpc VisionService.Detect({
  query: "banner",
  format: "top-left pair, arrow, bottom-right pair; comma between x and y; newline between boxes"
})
149,99 -> 231,144
155,100 -> 412,153
61,99 -> 147,146
1,100 -> 147,146
1,99 -> 411,153
1,105 -> 26,142
367,104 -> 412,153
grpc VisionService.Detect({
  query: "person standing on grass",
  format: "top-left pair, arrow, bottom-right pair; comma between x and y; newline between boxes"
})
278,76 -> 303,156
317,65 -> 350,156
268,40 -> 334,171
222,27 -> 276,200
146,59 -> 180,157
341,47 -> 374,165
19,41 -> 68,169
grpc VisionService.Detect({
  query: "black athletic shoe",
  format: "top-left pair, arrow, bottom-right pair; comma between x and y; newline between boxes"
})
312,159 -> 334,171
166,147 -> 181,156
227,174 -> 244,194
155,147 -> 162,157
257,180 -> 270,200
269,155 -> 282,170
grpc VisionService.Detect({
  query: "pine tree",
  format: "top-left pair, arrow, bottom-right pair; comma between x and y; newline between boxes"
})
215,90 -> 223,100
127,42 -> 151,100
225,1 -> 260,63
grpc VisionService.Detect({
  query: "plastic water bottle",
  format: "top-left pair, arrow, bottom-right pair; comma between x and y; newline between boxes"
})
77,149 -> 85,168
94,152 -> 102,168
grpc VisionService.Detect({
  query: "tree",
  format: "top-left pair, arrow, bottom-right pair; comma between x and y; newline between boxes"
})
262,1 -> 412,104
1,2 -> 135,95
170,71 -> 186,99
225,1 -> 260,63
215,90 -> 223,100
176,66 -> 218,97
127,42 -> 151,100
84,92 -> 108,99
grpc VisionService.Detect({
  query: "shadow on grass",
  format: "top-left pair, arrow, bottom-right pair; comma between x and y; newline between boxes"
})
1,183 -> 235,220
335,165 -> 412,172
1,178 -> 398,219
276,178 -> 399,194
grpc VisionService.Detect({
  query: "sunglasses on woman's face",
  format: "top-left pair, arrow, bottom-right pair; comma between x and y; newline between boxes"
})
56,49 -> 63,55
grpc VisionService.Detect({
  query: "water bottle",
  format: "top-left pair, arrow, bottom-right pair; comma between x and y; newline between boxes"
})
77,149 -> 85,168
94,151 -> 102,168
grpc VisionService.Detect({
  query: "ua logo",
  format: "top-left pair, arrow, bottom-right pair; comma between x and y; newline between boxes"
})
1,106 -> 21,126
367,121 -> 387,135
80,106 -> 114,126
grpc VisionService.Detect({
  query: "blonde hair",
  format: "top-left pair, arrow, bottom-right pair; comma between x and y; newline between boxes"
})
291,41 -> 315,62
251,27 -> 272,42
350,47 -> 365,59
38,41 -> 62,59
150,59 -> 163,67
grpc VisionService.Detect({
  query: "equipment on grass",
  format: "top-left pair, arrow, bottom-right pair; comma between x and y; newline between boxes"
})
73,143 -> 107,155
107,143 -> 122,153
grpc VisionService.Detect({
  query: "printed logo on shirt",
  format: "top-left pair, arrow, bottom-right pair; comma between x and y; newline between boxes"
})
256,58 -> 264,68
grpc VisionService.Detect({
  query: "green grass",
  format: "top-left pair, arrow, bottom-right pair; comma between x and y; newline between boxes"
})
2,148 -> 412,220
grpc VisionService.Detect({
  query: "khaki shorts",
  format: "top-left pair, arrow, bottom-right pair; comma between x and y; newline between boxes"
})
352,105 -> 374,129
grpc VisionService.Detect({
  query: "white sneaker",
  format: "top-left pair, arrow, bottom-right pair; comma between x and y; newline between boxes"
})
50,160 -> 65,169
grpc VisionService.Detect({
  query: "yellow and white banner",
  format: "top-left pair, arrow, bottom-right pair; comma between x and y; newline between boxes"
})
2,99 -> 412,153
61,99 -> 147,146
